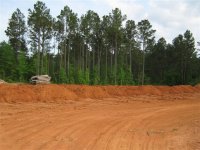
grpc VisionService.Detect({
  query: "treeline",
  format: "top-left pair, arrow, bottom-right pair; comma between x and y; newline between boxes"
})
0,1 -> 200,85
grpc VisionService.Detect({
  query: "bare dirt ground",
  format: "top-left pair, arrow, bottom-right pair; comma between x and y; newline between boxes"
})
0,84 -> 200,150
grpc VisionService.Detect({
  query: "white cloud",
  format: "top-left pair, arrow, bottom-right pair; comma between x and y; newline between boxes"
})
0,0 -> 199,45
0,12 -> 9,41
148,0 -> 200,43
102,0 -> 200,44
103,0 -> 145,21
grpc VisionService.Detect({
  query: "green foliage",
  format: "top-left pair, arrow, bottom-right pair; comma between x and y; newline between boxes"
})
5,8 -> 27,56
0,42 -> 16,81
85,69 -> 90,84
125,69 -> 134,85
2,2 -> 200,85
5,8 -> 27,81
25,55 -> 36,81
17,51 -> 27,81
58,67 -> 67,83
90,66 -> 100,85
76,69 -> 87,84
28,1 -> 53,75
118,67 -> 126,85
137,19 -> 156,85
67,64 -> 75,83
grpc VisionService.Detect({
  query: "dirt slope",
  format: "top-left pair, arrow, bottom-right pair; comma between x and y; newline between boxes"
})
0,84 -> 199,102
0,84 -> 200,150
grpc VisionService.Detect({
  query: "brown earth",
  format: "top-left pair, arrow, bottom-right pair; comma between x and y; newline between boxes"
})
0,84 -> 200,150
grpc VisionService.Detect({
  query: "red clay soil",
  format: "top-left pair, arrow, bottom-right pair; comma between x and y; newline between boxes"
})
0,84 -> 200,150
0,84 -> 200,103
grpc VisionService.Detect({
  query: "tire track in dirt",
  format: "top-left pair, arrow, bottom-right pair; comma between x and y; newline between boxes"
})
38,115 -> 107,150
83,120 -> 123,150
138,104 -> 200,150
1,106 -> 96,149
21,118 -> 92,150
53,119 -> 122,150
1,92 -> 200,150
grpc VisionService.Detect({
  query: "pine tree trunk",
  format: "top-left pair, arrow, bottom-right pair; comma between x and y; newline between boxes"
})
142,41 -> 145,85
47,54 -> 49,75
37,32 -> 41,75
129,43 -> 132,75
93,47 -> 95,72
41,37 -> 45,75
68,39 -> 70,78
60,42 -> 63,70
181,51 -> 184,84
82,42 -> 84,71
106,46 -> 108,83
64,39 -> 67,72
115,34 -> 117,85
37,50 -> 40,75
110,52 -> 113,77
98,44 -> 100,78
85,44 -> 88,71
79,42 -> 81,70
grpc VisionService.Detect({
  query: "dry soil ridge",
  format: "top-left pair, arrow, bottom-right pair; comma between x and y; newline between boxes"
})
0,84 -> 200,102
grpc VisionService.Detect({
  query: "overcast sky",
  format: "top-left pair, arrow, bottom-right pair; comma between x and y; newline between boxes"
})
0,0 -> 200,45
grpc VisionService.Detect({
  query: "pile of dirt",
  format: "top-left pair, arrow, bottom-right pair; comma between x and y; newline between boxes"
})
0,84 -> 76,102
0,84 -> 199,102
67,85 -> 110,99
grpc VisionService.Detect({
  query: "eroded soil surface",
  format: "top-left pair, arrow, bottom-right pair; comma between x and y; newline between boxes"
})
0,85 -> 200,150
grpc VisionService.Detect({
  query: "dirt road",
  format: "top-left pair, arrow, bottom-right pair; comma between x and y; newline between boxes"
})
0,85 -> 200,150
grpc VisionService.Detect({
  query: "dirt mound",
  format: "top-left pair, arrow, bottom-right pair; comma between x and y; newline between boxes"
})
0,84 -> 199,102
67,85 -> 110,99
0,84 -> 77,102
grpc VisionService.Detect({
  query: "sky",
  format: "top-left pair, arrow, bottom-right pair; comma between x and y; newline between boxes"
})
0,0 -> 200,46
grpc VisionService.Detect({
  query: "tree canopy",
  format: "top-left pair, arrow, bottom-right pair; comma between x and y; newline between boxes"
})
1,1 -> 200,85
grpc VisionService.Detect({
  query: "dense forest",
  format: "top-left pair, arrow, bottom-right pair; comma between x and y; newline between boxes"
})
0,1 -> 200,85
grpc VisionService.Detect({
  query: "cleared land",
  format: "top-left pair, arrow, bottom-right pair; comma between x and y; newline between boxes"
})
0,84 -> 200,150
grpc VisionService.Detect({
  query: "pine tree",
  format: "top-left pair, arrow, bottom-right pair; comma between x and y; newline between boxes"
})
28,1 -> 53,75
5,8 -> 27,80
137,19 -> 155,85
